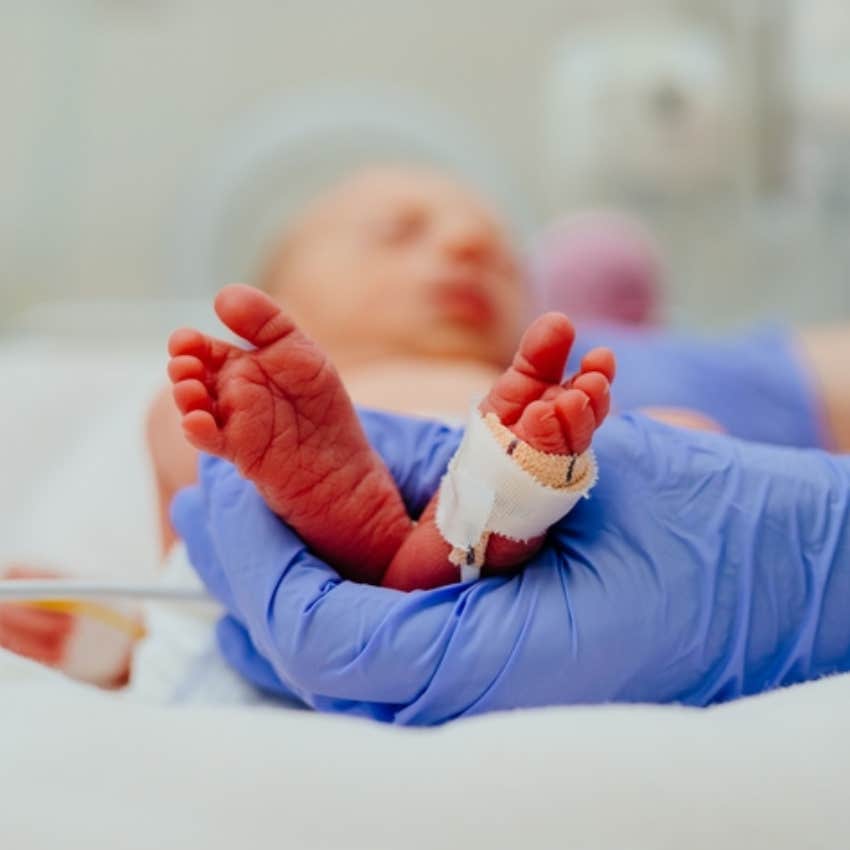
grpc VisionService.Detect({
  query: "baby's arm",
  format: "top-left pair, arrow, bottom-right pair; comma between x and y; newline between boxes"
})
0,565 -> 135,688
0,387 -> 192,686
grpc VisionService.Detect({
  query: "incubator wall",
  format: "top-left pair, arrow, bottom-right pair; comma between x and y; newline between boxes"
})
3,0 -> 850,333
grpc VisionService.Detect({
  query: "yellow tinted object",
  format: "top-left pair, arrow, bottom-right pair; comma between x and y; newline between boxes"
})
21,600 -> 147,641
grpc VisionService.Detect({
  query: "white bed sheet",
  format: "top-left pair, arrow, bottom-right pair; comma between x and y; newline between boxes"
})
2,328 -> 850,849
0,335 -> 163,581
3,648 -> 850,850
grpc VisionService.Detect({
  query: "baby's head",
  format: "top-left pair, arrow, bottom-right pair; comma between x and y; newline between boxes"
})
258,165 -> 525,367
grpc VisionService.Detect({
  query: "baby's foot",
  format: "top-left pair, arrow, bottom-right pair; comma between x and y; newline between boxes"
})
167,284 -> 411,584
481,311 -> 614,456
480,312 -> 613,568
381,314 -> 614,590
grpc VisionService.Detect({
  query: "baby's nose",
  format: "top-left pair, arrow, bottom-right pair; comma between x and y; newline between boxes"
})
439,216 -> 497,264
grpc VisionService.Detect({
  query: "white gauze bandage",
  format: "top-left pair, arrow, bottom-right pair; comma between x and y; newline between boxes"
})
436,411 -> 598,581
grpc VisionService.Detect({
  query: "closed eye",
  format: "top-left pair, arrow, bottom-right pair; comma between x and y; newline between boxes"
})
379,206 -> 427,244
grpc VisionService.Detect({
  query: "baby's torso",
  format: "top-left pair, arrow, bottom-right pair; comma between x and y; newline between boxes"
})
342,357 -> 501,420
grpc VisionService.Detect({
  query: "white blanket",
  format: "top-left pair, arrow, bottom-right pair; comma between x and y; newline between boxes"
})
0,337 -> 162,582
3,647 -> 850,849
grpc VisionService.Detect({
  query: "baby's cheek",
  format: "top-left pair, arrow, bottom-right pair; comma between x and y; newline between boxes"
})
493,299 -> 526,356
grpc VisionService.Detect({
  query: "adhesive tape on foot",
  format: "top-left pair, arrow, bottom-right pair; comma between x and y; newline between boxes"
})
436,410 -> 598,580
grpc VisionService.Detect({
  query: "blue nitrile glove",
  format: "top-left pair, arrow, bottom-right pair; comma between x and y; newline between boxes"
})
570,322 -> 827,448
171,410 -> 458,711
171,410 -> 850,725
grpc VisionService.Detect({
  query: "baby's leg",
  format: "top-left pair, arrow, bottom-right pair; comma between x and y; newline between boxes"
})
169,286 -> 611,591
381,316 -> 614,590
146,385 -> 201,554
168,285 -> 412,585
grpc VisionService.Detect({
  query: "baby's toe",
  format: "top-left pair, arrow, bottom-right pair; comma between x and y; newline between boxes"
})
168,355 -> 205,384
554,389 -> 597,454
168,328 -> 208,359
513,400 -> 571,454
182,410 -> 225,454
480,313 -> 575,425
579,347 -> 616,383
570,371 -> 611,425
214,284 -> 297,349
173,379 -> 215,416
515,312 -> 576,384
168,327 -> 232,369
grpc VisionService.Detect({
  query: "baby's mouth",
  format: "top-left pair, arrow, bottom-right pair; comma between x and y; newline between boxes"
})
431,277 -> 496,328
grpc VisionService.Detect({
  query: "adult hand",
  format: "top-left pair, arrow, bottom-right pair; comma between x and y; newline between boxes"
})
173,410 -> 850,724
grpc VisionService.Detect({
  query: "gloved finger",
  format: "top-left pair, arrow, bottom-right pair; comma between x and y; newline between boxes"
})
170,473 -> 239,615
201,456 -> 353,670
198,452 -> 604,720
357,409 -> 461,517
215,615 -> 305,704
199,456 -> 464,705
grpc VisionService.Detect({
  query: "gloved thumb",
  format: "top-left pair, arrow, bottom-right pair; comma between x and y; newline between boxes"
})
170,468 -> 238,614
215,615 -> 304,704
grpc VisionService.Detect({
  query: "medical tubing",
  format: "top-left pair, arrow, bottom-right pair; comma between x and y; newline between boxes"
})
0,580 -> 209,602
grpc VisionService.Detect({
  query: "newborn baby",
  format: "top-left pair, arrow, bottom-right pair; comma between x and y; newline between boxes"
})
0,165 -> 701,690
149,165 -> 540,558
167,284 -> 614,590
162,165 -> 615,589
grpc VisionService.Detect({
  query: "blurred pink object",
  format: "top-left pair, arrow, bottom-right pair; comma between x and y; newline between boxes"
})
533,213 -> 664,326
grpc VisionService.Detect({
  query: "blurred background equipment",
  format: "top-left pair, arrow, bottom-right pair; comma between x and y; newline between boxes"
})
4,0 -> 850,334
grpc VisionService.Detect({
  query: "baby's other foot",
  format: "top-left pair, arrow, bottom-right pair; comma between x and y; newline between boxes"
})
478,313 -> 614,572
480,312 -> 615,456
167,284 -> 411,583
380,313 -> 616,590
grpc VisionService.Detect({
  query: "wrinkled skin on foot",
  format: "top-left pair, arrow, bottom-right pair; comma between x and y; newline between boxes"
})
169,285 -> 411,585
169,285 -> 614,591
